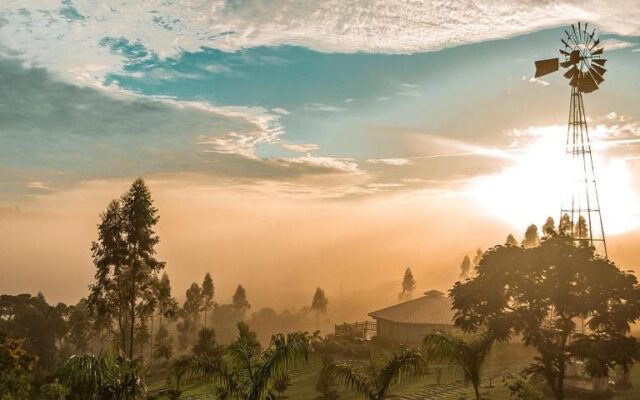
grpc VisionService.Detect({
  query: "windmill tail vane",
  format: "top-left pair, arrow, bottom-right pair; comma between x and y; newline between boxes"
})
533,22 -> 608,257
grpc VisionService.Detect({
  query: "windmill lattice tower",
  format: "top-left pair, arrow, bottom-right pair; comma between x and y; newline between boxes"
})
534,22 -> 608,257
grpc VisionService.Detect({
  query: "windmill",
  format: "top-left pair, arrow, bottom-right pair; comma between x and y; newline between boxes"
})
534,22 -> 608,257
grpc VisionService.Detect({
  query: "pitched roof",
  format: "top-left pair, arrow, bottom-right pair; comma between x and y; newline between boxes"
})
368,289 -> 454,325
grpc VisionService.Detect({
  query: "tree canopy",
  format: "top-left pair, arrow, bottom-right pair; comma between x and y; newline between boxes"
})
450,234 -> 640,400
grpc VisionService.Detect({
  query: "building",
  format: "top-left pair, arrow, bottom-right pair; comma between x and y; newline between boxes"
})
368,290 -> 454,343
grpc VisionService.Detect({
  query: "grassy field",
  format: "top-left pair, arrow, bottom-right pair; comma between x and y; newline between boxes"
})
147,342 -> 640,399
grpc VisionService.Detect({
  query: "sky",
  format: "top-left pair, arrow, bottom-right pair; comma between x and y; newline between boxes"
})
1,1 -> 640,316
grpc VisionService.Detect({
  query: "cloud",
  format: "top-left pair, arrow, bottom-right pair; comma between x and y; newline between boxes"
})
271,108 -> 290,115
268,155 -> 360,174
366,158 -> 413,166
0,56 -> 368,201
528,76 -> 550,86
303,102 -> 343,112
26,181 -> 54,191
282,143 -> 320,153
599,38 -> 637,51
4,1 -> 640,85
203,64 -> 233,74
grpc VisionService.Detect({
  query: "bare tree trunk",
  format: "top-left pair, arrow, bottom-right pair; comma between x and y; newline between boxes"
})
149,313 -> 155,364
130,268 -> 136,360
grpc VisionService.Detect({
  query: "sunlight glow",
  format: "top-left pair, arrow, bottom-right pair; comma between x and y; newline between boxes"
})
467,125 -> 640,235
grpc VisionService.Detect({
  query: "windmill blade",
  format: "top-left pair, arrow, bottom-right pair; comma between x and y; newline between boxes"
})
590,39 -> 600,50
569,72 -> 579,87
592,58 -> 607,66
565,30 -> 577,46
592,47 -> 604,56
579,73 -> 598,93
584,23 -> 593,47
560,49 -> 572,56
591,64 -> 607,76
578,22 -> 582,40
564,66 -> 578,80
571,25 -> 580,43
589,67 -> 605,85
535,58 -> 559,77
561,38 -> 571,48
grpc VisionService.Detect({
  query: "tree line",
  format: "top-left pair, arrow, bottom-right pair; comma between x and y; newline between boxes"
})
3,179 -> 640,400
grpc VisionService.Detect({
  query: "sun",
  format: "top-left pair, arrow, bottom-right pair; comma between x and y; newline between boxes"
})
467,125 -> 640,236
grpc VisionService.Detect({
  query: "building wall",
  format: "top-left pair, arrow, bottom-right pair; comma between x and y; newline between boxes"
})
374,319 -> 453,343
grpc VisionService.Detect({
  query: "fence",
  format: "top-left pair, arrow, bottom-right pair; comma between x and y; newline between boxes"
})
334,320 -> 377,340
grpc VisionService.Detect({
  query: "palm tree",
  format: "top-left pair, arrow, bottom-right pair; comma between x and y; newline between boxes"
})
422,330 -> 494,400
329,349 -> 426,400
61,349 -> 146,400
187,327 -> 311,400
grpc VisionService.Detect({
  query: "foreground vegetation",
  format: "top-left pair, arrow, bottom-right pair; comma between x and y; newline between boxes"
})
3,178 -> 640,400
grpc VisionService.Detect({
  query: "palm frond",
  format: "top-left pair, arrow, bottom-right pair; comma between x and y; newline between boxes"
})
248,332 -> 311,400
329,362 -> 377,400
423,330 -> 494,391
374,349 -> 426,399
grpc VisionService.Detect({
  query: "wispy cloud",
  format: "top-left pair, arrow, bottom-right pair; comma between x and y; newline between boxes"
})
303,103 -> 343,112
270,155 -> 359,173
366,158 -> 413,166
282,143 -> 320,153
600,38 -> 637,51
527,76 -> 550,86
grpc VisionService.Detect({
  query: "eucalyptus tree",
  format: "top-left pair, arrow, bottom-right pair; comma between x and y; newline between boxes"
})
88,178 -> 165,359
311,287 -> 328,329
232,285 -> 251,317
202,273 -> 215,329
399,268 -> 416,300
329,349 -> 426,400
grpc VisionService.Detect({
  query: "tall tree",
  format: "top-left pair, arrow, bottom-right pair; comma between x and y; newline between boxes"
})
88,178 -> 165,359
183,283 -> 203,344
423,331 -> 494,400
558,213 -> 572,235
505,234 -> 518,246
399,268 -> 416,300
120,178 -> 165,359
311,288 -> 329,329
153,325 -> 173,361
459,255 -> 471,280
472,249 -> 483,267
201,273 -> 215,329
88,199 -> 128,352
232,285 -> 251,317
450,235 -> 640,400
542,216 -> 556,237
155,272 -> 178,328
521,224 -> 540,248
192,328 -> 220,358
67,299 -> 92,353
574,215 -> 589,239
